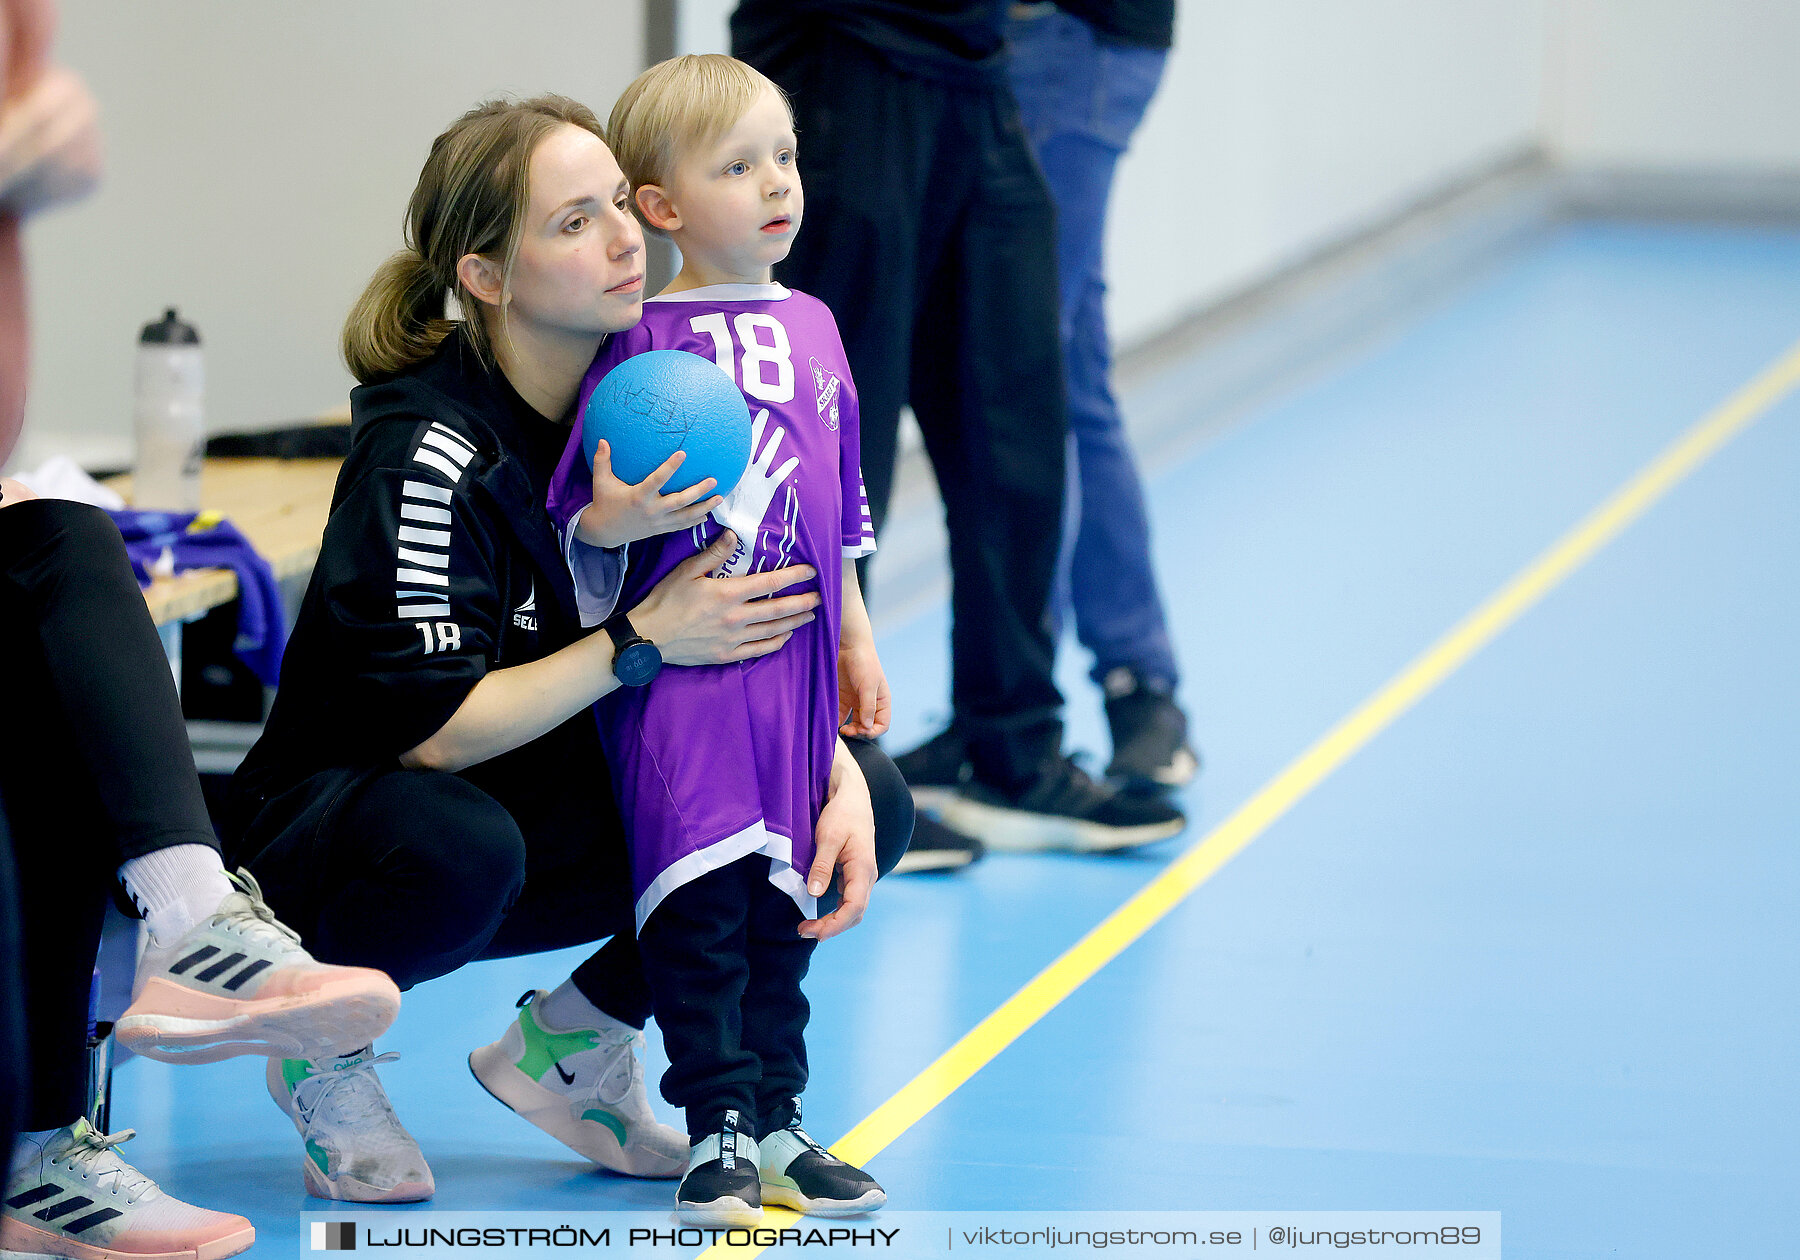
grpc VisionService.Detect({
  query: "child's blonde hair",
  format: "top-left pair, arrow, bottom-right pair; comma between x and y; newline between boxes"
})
607,54 -> 791,235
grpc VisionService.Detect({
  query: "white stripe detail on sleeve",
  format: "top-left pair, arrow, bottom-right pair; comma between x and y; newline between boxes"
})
396,473 -> 458,621
403,480 -> 452,504
412,421 -> 476,486
400,502 -> 452,525
427,422 -> 478,460
411,447 -> 465,483
396,546 -> 449,569
420,430 -> 474,470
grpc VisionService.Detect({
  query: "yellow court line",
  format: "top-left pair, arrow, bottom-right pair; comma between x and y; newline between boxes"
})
700,334 -> 1800,1258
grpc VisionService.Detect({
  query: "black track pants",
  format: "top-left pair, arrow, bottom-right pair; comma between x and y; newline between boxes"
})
638,857 -> 816,1140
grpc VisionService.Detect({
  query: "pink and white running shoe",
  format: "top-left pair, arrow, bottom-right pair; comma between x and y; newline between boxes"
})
2,1120 -> 254,1260
114,869 -> 399,1064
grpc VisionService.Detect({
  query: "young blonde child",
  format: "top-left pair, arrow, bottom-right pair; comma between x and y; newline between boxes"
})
545,55 -> 889,1224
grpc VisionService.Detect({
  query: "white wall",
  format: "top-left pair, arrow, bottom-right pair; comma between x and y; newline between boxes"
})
1547,0 -> 1800,170
1108,0 -> 1546,345
672,0 -> 1545,350
14,1 -> 644,471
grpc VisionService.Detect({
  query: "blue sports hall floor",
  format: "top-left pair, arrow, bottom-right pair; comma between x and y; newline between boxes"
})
113,219 -> 1800,1259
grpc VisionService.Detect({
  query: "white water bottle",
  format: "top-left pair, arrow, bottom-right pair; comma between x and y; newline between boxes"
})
132,308 -> 204,510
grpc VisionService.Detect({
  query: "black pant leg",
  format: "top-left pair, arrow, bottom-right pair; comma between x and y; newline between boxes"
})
240,767 -> 527,992
0,499 -> 217,861
751,35 -> 1068,785
0,804 -> 24,1154
482,840 -> 650,1028
4,805 -> 108,1130
239,750 -> 651,1019
638,861 -> 761,1140
742,881 -> 815,1138
747,31 -> 943,537
908,89 -> 1069,788
847,735 -> 915,878
0,498 -> 221,1130
566,934 -> 653,1031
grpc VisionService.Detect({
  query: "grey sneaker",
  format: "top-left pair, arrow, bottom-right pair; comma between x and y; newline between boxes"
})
268,1048 -> 434,1202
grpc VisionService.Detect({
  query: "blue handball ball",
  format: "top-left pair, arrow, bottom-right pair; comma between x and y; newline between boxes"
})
582,350 -> 752,497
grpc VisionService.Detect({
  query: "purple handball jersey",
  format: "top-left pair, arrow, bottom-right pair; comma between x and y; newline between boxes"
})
548,283 -> 876,931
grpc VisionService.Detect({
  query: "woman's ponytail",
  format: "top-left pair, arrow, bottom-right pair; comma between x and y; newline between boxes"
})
341,247 -> 453,383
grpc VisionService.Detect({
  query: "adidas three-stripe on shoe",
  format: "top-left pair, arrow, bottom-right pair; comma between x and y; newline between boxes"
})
468,991 -> 687,1178
267,1049 -> 434,1202
115,870 -> 400,1064
2,1120 -> 253,1260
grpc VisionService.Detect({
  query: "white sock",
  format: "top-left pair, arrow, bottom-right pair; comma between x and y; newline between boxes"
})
118,845 -> 234,947
536,979 -> 627,1031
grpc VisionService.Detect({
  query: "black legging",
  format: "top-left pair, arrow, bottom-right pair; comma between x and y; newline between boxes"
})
0,499 -> 221,1132
233,739 -> 913,1028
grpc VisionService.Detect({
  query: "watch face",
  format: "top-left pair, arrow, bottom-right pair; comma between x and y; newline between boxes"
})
616,640 -> 662,687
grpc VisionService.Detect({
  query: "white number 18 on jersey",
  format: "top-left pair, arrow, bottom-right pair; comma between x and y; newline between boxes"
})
690,312 -> 795,404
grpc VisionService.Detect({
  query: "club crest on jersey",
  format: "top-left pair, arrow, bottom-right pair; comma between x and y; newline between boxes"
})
810,357 -> 840,431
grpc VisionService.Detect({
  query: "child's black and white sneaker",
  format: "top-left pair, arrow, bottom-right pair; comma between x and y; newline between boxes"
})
758,1102 -> 885,1217
676,1111 -> 761,1225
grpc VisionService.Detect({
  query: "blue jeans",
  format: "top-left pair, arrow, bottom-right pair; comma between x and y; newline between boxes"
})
1007,7 -> 1179,689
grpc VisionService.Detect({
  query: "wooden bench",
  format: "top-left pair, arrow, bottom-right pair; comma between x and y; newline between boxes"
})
109,456 -> 343,628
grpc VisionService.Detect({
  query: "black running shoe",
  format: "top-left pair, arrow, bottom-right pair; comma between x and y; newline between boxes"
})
1102,668 -> 1200,791
936,755 -> 1186,852
758,1103 -> 885,1217
677,1110 -> 761,1225
892,815 -> 985,874
892,726 -> 970,815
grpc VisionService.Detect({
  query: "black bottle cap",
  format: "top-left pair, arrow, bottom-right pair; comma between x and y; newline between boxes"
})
139,307 -> 200,345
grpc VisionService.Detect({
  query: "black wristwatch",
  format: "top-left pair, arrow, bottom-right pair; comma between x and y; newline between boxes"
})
601,611 -> 662,687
